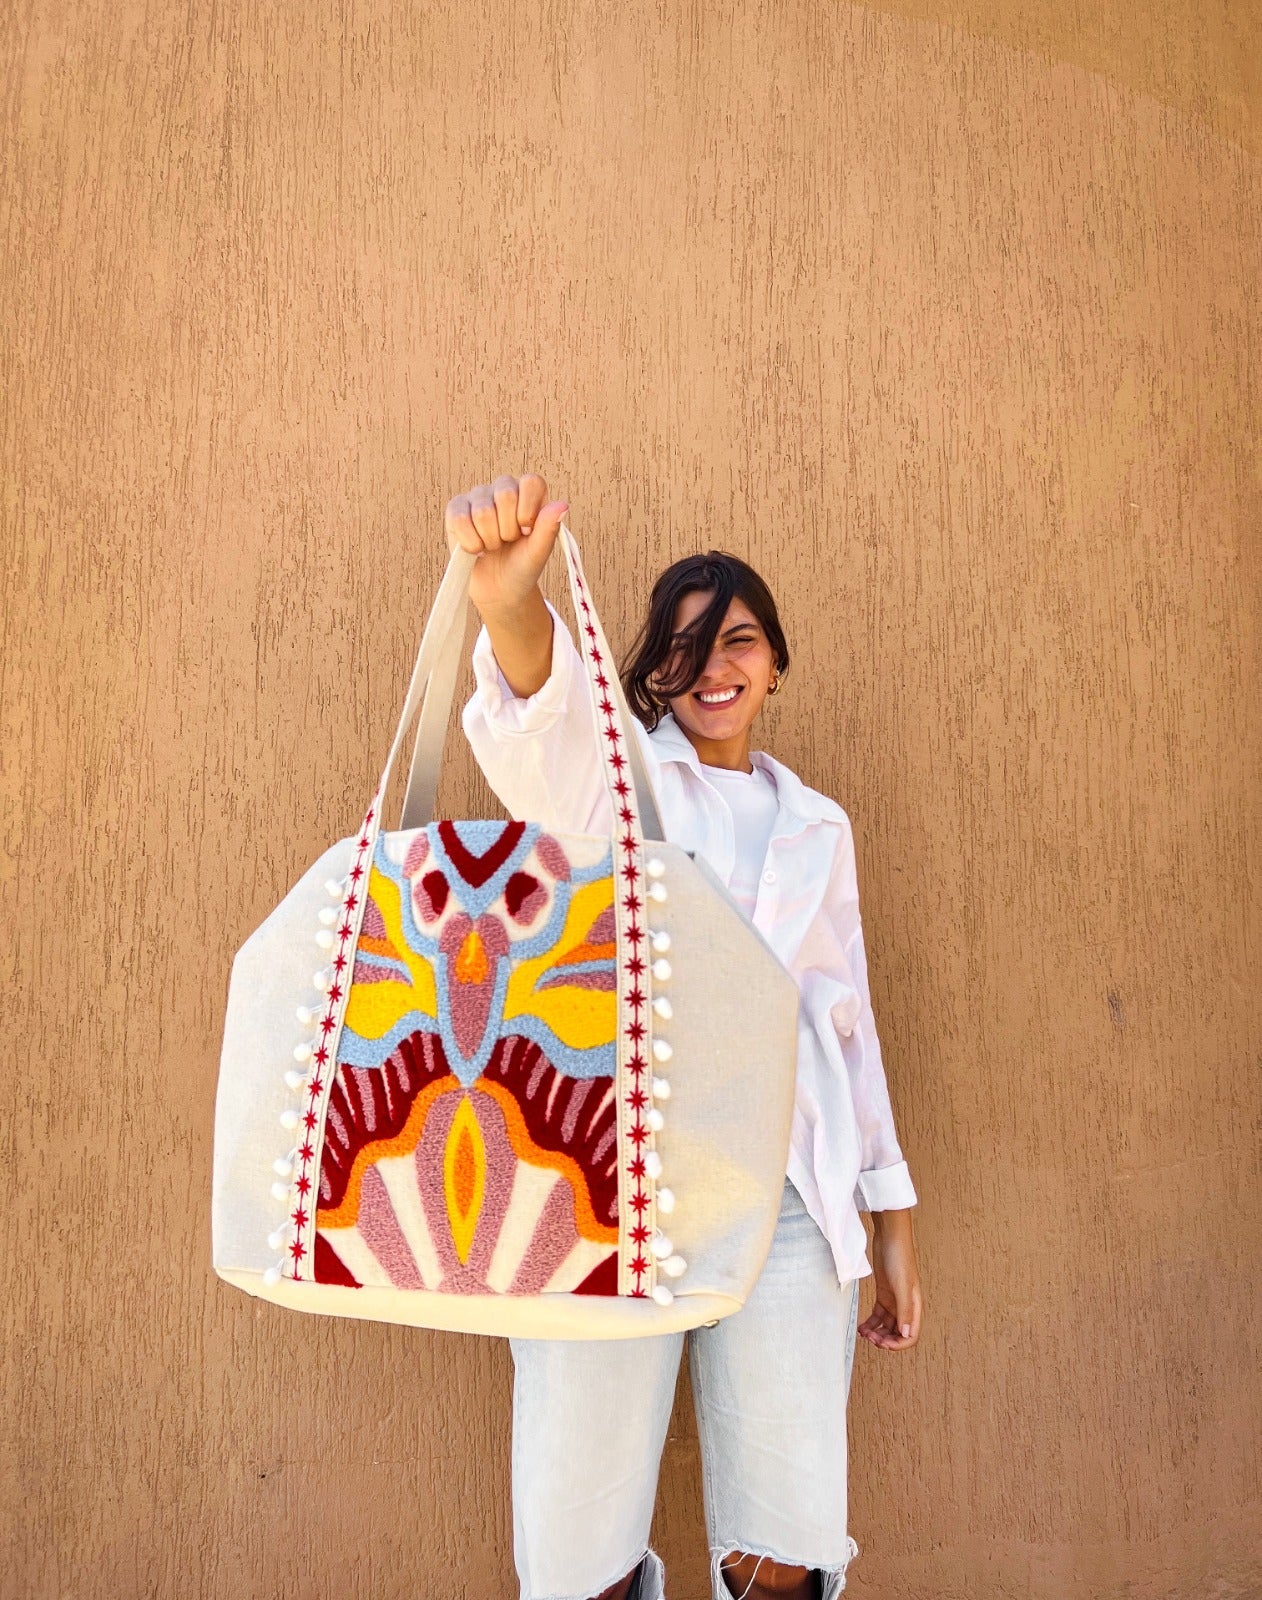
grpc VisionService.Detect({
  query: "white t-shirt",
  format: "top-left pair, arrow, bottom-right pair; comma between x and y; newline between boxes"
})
698,760 -> 780,919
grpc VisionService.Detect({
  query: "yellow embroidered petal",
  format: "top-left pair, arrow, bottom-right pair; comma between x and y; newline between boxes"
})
444,1095 -> 486,1265
505,984 -> 617,1050
341,864 -> 438,1041
503,877 -> 618,1049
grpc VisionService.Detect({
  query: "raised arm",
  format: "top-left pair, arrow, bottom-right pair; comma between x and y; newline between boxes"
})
448,472 -> 613,835
445,472 -> 568,695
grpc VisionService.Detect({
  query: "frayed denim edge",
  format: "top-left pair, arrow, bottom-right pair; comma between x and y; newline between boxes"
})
637,1548 -> 667,1600
525,1545 -> 666,1600
709,1535 -> 860,1600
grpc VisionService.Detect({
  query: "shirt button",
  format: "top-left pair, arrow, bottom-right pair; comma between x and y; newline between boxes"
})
763,869 -> 777,884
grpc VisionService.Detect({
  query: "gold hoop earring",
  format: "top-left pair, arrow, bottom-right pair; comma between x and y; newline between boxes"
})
768,674 -> 782,696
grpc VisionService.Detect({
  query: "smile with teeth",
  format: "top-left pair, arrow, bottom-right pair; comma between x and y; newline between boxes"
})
695,686 -> 743,707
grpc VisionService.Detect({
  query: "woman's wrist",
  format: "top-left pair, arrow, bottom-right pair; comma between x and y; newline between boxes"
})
480,586 -> 554,699
476,582 -> 547,629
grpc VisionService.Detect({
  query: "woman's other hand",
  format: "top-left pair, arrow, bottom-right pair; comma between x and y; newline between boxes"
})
858,1209 -> 923,1350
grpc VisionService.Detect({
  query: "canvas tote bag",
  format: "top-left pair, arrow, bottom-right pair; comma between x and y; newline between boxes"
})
212,525 -> 799,1338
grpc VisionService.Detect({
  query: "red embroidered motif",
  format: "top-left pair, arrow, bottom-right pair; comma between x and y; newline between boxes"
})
438,818 -> 526,888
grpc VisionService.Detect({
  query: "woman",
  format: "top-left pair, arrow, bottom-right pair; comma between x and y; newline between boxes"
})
448,474 -> 924,1600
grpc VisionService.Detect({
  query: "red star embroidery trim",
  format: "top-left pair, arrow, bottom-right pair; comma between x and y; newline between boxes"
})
563,536 -> 659,1299
284,784 -> 382,1282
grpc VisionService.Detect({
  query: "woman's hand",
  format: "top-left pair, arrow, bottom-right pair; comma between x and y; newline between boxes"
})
445,472 -> 569,619
858,1209 -> 923,1350
445,472 -> 569,698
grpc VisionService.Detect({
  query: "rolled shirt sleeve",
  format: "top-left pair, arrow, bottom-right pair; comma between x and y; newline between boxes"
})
829,821 -> 919,1214
855,1163 -> 918,1212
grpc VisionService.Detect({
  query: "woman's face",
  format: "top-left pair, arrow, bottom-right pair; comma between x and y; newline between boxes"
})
653,590 -> 779,749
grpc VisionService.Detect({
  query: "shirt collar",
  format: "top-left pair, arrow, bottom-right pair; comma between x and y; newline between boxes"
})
645,711 -> 847,829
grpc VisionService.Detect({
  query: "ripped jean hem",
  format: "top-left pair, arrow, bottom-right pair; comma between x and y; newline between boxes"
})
523,1545 -> 666,1600
710,1535 -> 860,1600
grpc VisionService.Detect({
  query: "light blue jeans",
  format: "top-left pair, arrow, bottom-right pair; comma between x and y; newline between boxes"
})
509,1178 -> 863,1600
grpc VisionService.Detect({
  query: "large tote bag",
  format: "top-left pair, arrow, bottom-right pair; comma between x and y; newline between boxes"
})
212,525 -> 799,1338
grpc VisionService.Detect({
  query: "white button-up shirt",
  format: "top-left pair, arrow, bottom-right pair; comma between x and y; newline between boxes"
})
460,600 -> 918,1286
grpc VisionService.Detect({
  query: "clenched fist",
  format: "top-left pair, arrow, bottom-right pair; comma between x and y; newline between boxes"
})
445,473 -> 569,619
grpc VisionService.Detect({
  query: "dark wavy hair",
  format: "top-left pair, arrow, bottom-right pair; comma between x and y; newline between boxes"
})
621,550 -> 790,731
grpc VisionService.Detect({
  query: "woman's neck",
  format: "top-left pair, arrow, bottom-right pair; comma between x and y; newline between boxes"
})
682,725 -> 755,774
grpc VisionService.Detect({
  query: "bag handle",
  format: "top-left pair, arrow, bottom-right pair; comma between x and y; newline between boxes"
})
375,523 -> 666,844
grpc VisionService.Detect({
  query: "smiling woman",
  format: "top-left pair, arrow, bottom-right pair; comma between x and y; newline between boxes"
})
622,552 -> 791,757
649,600 -> 778,770
449,474 -> 922,1600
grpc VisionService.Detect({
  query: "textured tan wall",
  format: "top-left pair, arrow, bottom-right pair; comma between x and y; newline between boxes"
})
3,0 -> 1258,1596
